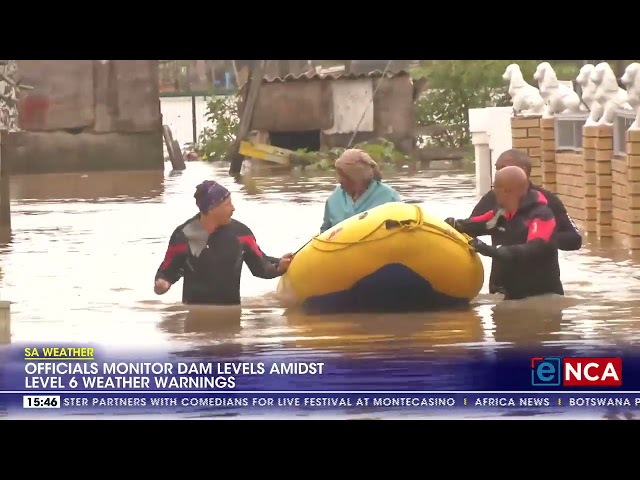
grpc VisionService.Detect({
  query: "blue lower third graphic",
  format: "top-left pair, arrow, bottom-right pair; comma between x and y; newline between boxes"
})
531,356 -> 562,386
4,392 -> 640,418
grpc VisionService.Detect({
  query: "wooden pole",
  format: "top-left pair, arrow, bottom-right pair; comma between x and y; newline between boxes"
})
191,95 -> 197,145
231,60 -> 240,88
228,60 -> 266,176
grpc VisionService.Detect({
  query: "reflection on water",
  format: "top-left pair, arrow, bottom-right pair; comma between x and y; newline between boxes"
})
10,170 -> 165,203
283,306 -> 484,354
0,302 -> 9,345
2,161 -> 640,419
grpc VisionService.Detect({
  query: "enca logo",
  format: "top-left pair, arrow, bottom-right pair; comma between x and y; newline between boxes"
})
531,357 -> 622,387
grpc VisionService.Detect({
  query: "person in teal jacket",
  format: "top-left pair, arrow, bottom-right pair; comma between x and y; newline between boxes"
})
320,148 -> 402,233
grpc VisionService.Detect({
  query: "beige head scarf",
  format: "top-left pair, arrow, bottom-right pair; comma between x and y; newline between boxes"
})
334,149 -> 382,185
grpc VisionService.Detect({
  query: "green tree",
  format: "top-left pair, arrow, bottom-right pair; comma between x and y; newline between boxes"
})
195,94 -> 240,161
413,60 -> 539,148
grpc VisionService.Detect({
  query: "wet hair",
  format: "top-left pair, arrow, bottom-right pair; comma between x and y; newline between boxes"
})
496,149 -> 532,177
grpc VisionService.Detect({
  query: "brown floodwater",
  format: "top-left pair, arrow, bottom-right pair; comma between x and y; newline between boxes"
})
1,161 -> 640,419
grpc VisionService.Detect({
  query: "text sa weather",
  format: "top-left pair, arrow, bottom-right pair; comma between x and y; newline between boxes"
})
24,347 -> 95,359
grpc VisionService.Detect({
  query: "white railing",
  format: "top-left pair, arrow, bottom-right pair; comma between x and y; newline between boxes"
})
159,95 -> 212,150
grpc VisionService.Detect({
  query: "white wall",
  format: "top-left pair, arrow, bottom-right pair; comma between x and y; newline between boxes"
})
323,79 -> 374,135
469,107 -> 513,198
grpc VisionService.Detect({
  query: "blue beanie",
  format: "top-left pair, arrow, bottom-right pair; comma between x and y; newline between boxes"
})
194,180 -> 230,213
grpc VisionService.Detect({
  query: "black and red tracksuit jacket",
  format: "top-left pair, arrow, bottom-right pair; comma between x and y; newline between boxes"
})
460,189 -> 564,300
155,215 -> 281,305
470,183 -> 580,294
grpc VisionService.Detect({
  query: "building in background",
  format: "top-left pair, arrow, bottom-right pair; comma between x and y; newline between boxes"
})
8,60 -> 163,174
243,70 -> 420,155
158,61 -> 421,94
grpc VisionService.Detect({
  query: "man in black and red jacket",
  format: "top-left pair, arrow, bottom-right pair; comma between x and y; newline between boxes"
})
154,180 -> 293,305
446,166 -> 563,300
464,149 -> 581,295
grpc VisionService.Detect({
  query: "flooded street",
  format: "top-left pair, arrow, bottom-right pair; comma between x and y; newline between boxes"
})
2,161 -> 640,419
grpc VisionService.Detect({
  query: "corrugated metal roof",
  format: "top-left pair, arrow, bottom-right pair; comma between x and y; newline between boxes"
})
261,69 -> 412,83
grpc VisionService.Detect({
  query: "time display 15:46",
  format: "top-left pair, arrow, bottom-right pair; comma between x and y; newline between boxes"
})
22,396 -> 61,408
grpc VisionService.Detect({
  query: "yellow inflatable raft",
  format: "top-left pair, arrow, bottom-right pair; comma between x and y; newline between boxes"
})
277,202 -> 484,314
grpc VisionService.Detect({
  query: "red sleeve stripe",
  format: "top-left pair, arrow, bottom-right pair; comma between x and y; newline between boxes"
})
535,190 -> 549,205
161,243 -> 188,269
526,218 -> 556,242
238,235 -> 263,257
470,210 -> 495,223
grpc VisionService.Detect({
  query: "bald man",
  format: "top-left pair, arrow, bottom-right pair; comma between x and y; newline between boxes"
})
466,149 -> 580,294
446,166 -> 563,300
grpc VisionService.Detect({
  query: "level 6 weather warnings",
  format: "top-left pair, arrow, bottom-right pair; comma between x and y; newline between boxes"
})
23,346 -> 326,390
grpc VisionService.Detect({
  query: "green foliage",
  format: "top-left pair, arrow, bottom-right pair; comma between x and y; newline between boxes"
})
552,62 -> 580,79
292,148 -> 340,170
195,94 -> 240,161
292,139 -> 412,172
357,139 -> 412,165
413,61 -> 537,148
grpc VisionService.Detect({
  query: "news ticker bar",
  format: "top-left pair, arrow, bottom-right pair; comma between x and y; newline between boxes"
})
4,392 -> 640,412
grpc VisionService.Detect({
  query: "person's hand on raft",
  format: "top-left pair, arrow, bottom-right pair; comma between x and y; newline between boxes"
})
468,238 -> 511,261
445,217 -> 465,233
469,237 -> 494,256
154,278 -> 171,295
276,253 -> 294,274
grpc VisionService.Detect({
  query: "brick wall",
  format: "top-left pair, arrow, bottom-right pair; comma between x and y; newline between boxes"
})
593,126 -> 613,238
611,147 -> 628,238
510,117 -> 640,249
540,118 -> 556,192
625,130 -> 640,249
511,117 -> 542,185
581,126 -> 599,234
555,152 -> 586,227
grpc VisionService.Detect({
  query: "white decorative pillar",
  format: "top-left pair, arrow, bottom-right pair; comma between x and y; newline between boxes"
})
487,106 -> 514,180
469,108 -> 490,198
469,107 -> 514,198
473,134 -> 491,197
